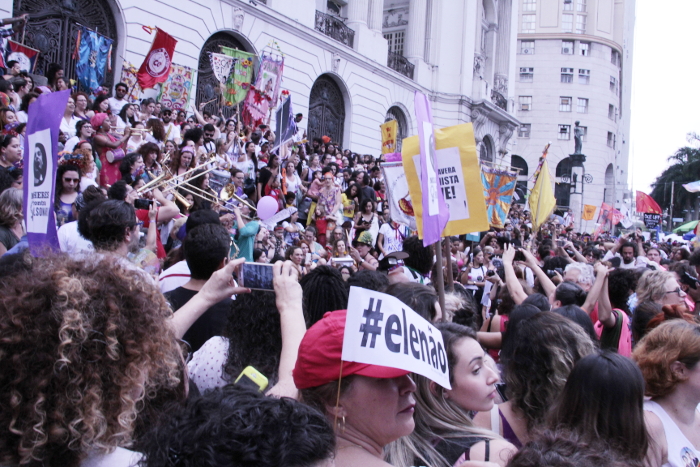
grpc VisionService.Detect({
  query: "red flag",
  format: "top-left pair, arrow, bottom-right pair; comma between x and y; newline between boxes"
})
136,28 -> 177,89
635,190 -> 662,214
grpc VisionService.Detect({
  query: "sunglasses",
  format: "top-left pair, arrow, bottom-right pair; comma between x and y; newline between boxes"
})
63,178 -> 79,183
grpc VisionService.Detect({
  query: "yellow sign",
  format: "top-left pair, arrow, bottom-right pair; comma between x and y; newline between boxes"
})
582,204 -> 597,221
380,120 -> 398,154
401,123 -> 489,237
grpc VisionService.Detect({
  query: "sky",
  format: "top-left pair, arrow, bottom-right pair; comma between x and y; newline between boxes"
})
629,1 -> 700,194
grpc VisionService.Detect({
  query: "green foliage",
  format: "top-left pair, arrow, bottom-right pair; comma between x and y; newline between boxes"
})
650,135 -> 700,215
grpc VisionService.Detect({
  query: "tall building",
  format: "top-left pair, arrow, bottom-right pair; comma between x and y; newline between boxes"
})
6,0 -> 520,160
512,0 -> 635,229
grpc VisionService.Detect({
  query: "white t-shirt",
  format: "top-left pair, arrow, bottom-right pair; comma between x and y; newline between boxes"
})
158,259 -> 191,294
377,222 -> 406,260
285,172 -> 302,195
81,447 -> 142,467
108,97 -> 129,115
187,335 -> 230,393
58,221 -> 94,256
163,121 -> 181,143
60,115 -> 81,139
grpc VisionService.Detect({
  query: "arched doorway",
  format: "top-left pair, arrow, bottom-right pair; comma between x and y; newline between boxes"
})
308,74 -> 345,146
14,0 -> 119,87
510,155 -> 528,204
196,31 -> 251,120
555,157 -> 572,208
604,163 -> 614,204
385,105 -> 408,151
480,136 -> 494,162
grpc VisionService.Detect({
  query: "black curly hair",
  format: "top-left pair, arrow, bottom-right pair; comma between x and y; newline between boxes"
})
138,385 -> 335,467
299,265 -> 348,327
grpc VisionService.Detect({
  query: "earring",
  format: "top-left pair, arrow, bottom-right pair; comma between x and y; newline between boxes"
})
337,415 -> 346,434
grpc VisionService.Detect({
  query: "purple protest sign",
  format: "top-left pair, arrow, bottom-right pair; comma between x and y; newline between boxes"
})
414,91 -> 449,246
23,90 -> 70,254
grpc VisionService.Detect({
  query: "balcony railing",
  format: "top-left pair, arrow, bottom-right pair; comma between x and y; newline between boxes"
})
315,11 -> 355,48
387,51 -> 415,80
491,89 -> 508,111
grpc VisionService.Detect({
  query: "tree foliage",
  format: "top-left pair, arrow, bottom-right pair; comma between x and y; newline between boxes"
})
650,135 -> 700,218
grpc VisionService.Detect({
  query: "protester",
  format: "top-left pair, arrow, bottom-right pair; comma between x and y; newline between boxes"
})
0,186 -> 22,255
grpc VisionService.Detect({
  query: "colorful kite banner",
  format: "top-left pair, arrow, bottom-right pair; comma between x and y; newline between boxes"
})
220,47 -> 255,106
158,63 -> 195,111
481,166 -> 518,229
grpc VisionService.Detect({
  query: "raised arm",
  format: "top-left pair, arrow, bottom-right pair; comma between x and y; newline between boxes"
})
521,248 -> 556,298
502,244 -> 528,305
583,262 -> 610,316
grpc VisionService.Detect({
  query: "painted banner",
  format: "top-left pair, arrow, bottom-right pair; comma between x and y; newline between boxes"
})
6,40 -> 39,73
343,286 -> 451,389
598,202 -> 623,226
119,61 -> 141,102
402,122 -> 489,237
75,28 -> 113,94
137,28 -> 177,89
636,190 -> 662,214
528,160 -> 556,231
643,213 -> 661,229
380,119 -> 398,154
23,90 -> 70,254
220,47 -> 255,106
210,52 -> 235,84
413,91 -> 449,246
582,204 -> 597,221
481,166 -> 517,229
158,63 -> 195,111
382,160 -> 417,231
243,55 -> 283,127
275,94 -> 297,146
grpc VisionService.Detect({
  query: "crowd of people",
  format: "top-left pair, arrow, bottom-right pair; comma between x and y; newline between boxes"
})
0,66 -> 699,467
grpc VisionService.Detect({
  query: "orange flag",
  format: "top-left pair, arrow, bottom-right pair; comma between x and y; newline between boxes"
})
582,204 -> 596,221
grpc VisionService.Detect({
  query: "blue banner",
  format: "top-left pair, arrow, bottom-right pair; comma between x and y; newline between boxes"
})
76,28 -> 113,93
23,90 -> 70,254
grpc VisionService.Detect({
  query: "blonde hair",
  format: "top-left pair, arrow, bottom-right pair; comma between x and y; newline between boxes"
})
636,270 -> 675,304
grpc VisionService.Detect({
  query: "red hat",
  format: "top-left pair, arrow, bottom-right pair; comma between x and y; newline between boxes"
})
293,309 -> 410,389
321,135 -> 331,144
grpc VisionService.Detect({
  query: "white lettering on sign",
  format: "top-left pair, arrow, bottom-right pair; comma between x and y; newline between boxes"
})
342,286 -> 451,389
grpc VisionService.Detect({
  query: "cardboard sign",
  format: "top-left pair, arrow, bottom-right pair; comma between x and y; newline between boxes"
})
402,123 -> 489,237
342,286 -> 451,389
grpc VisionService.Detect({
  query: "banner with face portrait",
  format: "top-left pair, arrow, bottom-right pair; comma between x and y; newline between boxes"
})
23,90 -> 70,254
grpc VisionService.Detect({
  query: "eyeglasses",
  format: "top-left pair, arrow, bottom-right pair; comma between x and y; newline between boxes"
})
664,287 -> 685,296
63,178 -> 79,183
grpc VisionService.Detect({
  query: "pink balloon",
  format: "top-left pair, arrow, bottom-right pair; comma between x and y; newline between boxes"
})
257,196 -> 279,221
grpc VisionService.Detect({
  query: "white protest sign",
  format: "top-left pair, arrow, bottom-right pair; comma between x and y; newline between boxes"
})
342,286 -> 451,389
413,146 -> 470,221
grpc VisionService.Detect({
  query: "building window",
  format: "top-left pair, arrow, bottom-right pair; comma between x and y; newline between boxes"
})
523,0 -> 536,11
562,40 -> 574,54
558,124 -> 571,140
520,40 -> 535,54
519,124 -> 532,138
520,67 -> 534,82
562,14 -> 573,32
608,104 -> 616,120
519,96 -> 532,111
561,67 -> 574,83
383,31 -> 405,55
607,131 -> 615,148
611,50 -> 621,66
610,76 -> 618,94
560,96 -> 572,112
576,0 -> 587,12
578,69 -> 590,84
577,98 -> 588,113
579,42 -> 590,56
563,0 -> 573,11
576,15 -> 586,33
522,14 -> 536,33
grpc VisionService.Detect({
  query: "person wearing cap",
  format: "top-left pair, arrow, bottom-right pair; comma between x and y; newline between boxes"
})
378,251 -> 411,285
349,231 -> 379,271
160,107 -> 182,144
294,309 -> 417,467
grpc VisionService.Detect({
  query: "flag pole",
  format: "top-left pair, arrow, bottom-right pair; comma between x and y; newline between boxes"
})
434,238 -> 446,316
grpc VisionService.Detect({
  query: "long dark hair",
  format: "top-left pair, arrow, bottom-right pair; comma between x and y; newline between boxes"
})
548,351 -> 648,461
54,164 -> 81,210
118,103 -> 136,127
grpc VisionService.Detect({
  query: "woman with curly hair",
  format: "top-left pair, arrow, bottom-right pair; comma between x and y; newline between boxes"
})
634,320 -> 700,467
0,253 -> 185,466
0,187 -> 23,255
474,311 -> 596,447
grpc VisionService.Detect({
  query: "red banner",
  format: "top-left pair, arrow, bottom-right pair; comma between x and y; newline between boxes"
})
635,190 -> 662,214
136,28 -> 177,90
598,202 -> 623,226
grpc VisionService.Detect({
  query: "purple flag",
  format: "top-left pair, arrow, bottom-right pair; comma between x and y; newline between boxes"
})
23,90 -> 70,254
414,91 -> 449,246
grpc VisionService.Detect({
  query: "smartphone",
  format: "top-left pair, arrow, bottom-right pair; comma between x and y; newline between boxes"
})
134,198 -> 153,210
239,262 -> 274,291
234,366 -> 269,392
